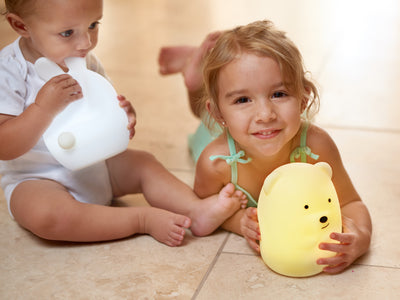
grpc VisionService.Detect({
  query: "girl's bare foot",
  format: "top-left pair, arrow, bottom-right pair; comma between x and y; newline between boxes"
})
182,31 -> 221,92
144,207 -> 191,247
158,31 -> 222,92
190,183 -> 247,236
158,46 -> 196,75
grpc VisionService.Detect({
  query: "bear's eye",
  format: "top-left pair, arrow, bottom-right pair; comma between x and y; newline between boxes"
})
328,198 -> 331,203
304,205 -> 309,209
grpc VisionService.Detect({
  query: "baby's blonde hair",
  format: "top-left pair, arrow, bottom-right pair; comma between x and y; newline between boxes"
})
3,0 -> 36,16
202,20 -> 319,127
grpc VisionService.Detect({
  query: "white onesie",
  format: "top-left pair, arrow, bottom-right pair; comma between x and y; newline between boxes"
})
0,38 -> 113,216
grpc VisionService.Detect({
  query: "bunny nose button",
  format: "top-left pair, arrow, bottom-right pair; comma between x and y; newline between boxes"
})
58,132 -> 76,150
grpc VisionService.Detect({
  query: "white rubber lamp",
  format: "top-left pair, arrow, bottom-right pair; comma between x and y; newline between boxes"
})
35,57 -> 129,170
258,162 -> 342,277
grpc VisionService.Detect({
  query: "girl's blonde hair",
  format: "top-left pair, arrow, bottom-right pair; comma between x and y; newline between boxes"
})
202,20 -> 319,127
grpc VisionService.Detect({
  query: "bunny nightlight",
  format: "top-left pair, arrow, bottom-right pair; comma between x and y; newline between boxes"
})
35,57 -> 129,170
257,162 -> 342,277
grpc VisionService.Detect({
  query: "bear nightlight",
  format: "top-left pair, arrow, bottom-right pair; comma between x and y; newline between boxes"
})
34,57 -> 129,170
257,162 -> 342,277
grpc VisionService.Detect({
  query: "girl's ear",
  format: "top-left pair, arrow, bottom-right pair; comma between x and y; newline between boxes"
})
300,89 -> 311,113
206,99 -> 226,126
6,13 -> 30,38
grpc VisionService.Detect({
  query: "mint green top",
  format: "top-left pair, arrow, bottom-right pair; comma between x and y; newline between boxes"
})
209,122 -> 319,208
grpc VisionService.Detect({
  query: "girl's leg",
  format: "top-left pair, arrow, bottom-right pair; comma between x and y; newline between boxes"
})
107,149 -> 246,236
10,179 -> 190,246
158,32 -> 222,117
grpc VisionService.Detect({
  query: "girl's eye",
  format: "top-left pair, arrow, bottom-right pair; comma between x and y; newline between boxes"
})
235,97 -> 250,104
271,91 -> 287,99
89,21 -> 100,30
60,30 -> 74,37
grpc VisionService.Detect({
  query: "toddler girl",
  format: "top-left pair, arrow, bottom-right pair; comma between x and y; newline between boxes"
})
159,20 -> 372,273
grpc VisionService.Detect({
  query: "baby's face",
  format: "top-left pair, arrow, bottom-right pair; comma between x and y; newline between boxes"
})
21,0 -> 103,68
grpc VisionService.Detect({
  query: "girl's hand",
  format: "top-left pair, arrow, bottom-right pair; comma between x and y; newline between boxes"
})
240,207 -> 261,253
317,216 -> 371,274
35,74 -> 82,117
117,95 -> 136,139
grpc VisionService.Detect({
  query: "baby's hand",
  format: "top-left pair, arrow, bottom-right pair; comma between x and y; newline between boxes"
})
35,74 -> 82,117
117,95 -> 136,139
317,216 -> 370,274
240,207 -> 261,253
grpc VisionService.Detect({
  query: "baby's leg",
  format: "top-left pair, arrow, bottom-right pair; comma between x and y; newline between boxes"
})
10,179 -> 190,246
107,149 -> 246,237
158,32 -> 221,116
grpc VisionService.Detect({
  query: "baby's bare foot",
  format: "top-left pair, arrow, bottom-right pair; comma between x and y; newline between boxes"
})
190,183 -> 247,236
145,207 -> 191,247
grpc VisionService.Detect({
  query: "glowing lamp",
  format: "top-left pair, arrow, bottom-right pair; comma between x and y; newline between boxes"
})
258,162 -> 342,277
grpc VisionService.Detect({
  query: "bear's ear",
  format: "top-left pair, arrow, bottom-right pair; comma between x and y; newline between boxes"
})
315,162 -> 332,178
34,57 -> 64,81
262,167 -> 281,194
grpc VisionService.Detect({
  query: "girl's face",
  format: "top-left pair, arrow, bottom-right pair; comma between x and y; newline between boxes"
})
20,0 -> 102,67
215,52 -> 303,160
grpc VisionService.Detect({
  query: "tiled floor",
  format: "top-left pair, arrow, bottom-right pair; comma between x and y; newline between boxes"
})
1,0 -> 399,299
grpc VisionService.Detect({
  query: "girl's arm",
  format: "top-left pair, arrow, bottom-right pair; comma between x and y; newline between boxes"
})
194,142 -> 259,247
0,74 -> 82,159
308,125 -> 372,273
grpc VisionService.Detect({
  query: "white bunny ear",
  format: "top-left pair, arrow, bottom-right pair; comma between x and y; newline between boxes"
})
64,57 -> 87,74
34,57 -> 64,81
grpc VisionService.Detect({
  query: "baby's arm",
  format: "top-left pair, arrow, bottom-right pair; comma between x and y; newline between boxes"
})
308,126 -> 372,273
0,74 -> 82,159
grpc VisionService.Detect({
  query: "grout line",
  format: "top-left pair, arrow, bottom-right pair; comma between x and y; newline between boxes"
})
353,263 -> 400,270
191,233 -> 231,300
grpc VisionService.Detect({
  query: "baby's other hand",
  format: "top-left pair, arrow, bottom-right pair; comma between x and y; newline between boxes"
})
317,216 -> 370,274
117,95 -> 136,139
240,207 -> 261,253
35,74 -> 82,117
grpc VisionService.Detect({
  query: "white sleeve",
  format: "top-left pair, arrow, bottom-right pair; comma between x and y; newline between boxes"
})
0,56 -> 27,116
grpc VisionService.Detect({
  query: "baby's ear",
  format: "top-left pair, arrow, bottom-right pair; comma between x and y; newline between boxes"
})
34,57 -> 64,81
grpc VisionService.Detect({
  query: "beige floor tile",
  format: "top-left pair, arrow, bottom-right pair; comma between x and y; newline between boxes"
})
195,252 -> 400,300
1,0 -> 400,299
0,193 -> 230,299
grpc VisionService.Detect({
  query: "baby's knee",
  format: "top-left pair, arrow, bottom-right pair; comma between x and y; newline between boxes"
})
11,199 -> 68,240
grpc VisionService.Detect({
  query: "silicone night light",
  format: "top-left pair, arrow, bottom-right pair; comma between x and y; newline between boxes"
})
35,57 -> 129,170
257,162 -> 342,277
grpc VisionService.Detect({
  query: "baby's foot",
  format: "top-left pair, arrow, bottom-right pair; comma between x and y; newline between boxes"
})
145,207 -> 191,247
190,183 -> 247,236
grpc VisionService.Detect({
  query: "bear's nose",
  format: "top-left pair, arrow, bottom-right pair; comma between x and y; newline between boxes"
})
320,216 -> 328,223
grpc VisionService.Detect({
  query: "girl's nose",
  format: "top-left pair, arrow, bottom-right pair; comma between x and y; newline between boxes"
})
256,100 -> 276,122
